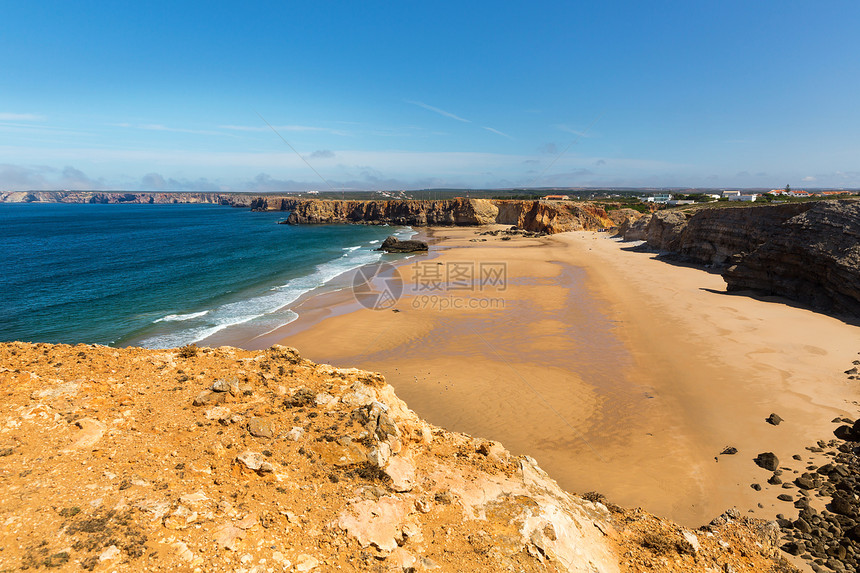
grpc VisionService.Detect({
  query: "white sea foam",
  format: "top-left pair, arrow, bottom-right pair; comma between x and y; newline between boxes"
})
154,310 -> 209,323
394,227 -> 418,240
138,244 -> 385,349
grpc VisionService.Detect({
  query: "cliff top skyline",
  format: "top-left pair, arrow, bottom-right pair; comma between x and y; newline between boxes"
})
2,1 -> 859,192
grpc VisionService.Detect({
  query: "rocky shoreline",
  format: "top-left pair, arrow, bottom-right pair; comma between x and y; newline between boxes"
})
760,358 -> 860,573
777,424 -> 860,573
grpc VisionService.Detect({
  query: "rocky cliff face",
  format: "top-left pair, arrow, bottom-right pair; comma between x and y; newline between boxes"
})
723,201 -> 860,316
1,192 -> 623,235
282,198 -> 502,226
621,201 -> 860,317
0,342 -> 794,572
0,190 -> 251,206
284,198 -> 619,234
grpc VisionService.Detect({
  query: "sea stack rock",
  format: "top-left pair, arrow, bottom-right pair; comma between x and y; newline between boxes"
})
376,236 -> 429,253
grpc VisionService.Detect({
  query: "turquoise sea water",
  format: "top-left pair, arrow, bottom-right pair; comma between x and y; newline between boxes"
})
0,203 -> 408,347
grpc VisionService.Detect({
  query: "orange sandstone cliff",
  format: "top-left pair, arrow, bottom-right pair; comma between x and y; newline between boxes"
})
0,342 -> 794,572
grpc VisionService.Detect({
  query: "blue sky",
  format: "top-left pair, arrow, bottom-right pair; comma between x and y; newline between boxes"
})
2,1 -> 859,191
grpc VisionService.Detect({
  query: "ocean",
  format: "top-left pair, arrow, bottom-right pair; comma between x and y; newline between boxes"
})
0,202 -> 411,348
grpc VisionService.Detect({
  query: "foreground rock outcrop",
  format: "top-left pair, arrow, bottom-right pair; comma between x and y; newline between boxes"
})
621,200 -> 860,317
0,343 -> 796,572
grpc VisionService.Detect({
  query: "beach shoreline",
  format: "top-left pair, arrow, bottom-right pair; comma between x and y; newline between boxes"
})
262,225 -> 858,528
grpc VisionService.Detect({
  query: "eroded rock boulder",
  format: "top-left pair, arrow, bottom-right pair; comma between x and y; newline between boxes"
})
376,236 -> 429,253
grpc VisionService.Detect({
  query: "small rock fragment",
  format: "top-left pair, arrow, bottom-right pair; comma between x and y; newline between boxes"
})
193,389 -> 226,407
204,406 -> 231,421
682,530 -> 700,553
163,505 -> 197,530
213,522 -> 245,550
385,455 -> 415,492
367,442 -> 391,468
247,417 -> 275,439
271,551 -> 290,567
477,440 -> 509,462
99,545 -> 121,562
235,512 -> 258,529
70,418 -> 106,449
236,451 -> 274,473
295,554 -> 319,571
212,379 -> 232,392
388,547 -> 417,569
171,540 -> 195,562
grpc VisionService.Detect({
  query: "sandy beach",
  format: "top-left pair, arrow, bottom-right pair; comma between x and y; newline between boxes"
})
267,226 -> 860,527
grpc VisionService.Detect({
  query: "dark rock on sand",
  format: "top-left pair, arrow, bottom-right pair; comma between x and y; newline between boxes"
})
834,425 -> 858,441
781,540 -> 803,555
794,475 -> 818,490
755,452 -> 780,472
766,413 -> 783,426
777,409 -> 860,571
376,236 -> 429,253
830,492 -> 856,516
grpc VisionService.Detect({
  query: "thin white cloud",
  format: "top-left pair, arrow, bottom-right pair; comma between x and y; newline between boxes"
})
556,124 -> 590,138
0,113 -> 46,122
219,124 -> 350,136
406,100 -> 471,123
0,123 -> 96,138
482,126 -> 513,139
802,176 -> 816,182
218,125 -> 265,132
113,123 -> 220,136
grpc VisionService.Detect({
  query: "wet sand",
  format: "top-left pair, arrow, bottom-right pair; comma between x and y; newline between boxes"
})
268,226 -> 860,527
